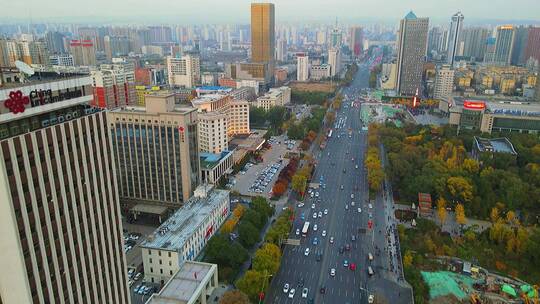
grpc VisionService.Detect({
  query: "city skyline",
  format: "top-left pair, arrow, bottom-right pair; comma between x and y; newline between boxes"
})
2,0 -> 540,24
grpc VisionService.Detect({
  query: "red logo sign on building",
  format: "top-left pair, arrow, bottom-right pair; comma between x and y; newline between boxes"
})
4,90 -> 30,114
463,101 -> 486,110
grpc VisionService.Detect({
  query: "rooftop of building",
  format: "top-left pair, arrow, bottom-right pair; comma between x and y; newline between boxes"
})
195,86 -> 233,92
146,261 -> 217,304
191,93 -> 228,105
116,104 -> 196,115
474,136 -> 517,155
451,97 -> 540,118
200,151 -> 233,170
140,187 -> 229,251
405,11 -> 417,20
0,69 -> 90,89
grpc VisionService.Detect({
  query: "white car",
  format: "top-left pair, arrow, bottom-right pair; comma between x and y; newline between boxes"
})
297,203 -> 304,208
296,228 -> 300,235
312,212 -> 318,219
304,248 -> 310,256
324,209 -> 328,215
351,194 -> 354,199
313,224 -> 318,231
283,283 -> 289,293
330,268 -> 336,276
355,165 -> 359,169
358,207 -> 362,213
345,204 -> 349,210
315,192 -> 319,197
330,237 -> 334,243
288,288 -> 296,298
311,204 -> 316,209
368,294 -> 375,303
318,211 -> 322,218
368,203 -> 373,209
322,230 -> 327,237
302,288 -> 308,298
351,201 -> 355,206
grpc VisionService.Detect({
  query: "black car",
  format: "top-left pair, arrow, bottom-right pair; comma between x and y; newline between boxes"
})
298,278 -> 304,287
316,253 -> 322,262
320,286 -> 326,294
339,246 -> 344,254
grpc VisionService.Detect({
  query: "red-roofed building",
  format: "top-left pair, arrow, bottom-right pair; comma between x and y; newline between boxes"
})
418,193 -> 433,216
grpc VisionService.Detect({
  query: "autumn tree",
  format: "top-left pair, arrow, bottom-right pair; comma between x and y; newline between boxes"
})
455,203 -> 467,226
253,243 -> 282,275
436,197 -> 447,227
462,158 -> 480,174
271,182 -> 287,197
233,204 -> 246,219
236,270 -> 266,302
447,176 -> 474,203
403,250 -> 413,268
490,206 -> 500,223
219,290 -> 250,304
291,174 -> 307,194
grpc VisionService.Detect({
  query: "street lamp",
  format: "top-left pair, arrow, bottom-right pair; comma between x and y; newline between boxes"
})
258,270 -> 273,304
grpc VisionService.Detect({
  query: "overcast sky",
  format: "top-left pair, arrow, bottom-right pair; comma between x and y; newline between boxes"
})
2,0 -> 540,24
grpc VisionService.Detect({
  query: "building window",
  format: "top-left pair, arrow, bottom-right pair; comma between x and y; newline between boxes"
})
159,259 -> 162,265
149,258 -> 152,263
168,252 -> 171,257
170,270 -> 173,275
150,267 -> 153,273
160,269 -> 163,274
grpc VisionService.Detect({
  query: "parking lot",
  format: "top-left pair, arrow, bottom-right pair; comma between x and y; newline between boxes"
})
231,135 -> 298,198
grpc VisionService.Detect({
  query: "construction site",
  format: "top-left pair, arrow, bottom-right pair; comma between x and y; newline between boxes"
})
420,257 -> 538,304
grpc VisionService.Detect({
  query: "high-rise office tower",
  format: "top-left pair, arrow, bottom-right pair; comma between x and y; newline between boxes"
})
511,25 -> 529,65
461,27 -> 490,61
45,31 -> 65,54
396,11 -> 429,96
69,39 -> 97,66
297,53 -> 309,81
433,65 -> 455,100
250,3 -> 275,64
493,25 -> 516,65
78,27 -> 104,52
330,28 -> 342,48
104,36 -> 131,61
108,92 -> 200,205
276,38 -> 287,62
166,53 -> 201,88
447,12 -> 464,66
328,48 -> 341,77
350,26 -> 363,58
0,71 -> 130,304
428,27 -> 445,55
524,27 -> 540,64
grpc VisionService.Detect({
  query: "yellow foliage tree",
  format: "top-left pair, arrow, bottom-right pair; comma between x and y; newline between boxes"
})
455,203 -> 467,225
403,250 -> 413,268
490,206 -> 500,224
233,204 -> 246,219
447,176 -> 474,203
462,158 -> 480,174
436,197 -> 447,227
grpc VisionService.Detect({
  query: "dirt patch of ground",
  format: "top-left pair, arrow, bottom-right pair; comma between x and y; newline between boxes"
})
290,81 -> 336,93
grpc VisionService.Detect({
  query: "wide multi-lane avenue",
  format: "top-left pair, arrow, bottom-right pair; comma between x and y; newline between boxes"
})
265,63 -> 413,304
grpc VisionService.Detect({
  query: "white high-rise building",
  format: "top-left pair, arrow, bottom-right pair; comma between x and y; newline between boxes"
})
297,54 -> 309,81
276,38 -> 287,62
433,65 -> 455,100
328,48 -> 342,77
447,12 -> 464,66
167,53 -> 201,88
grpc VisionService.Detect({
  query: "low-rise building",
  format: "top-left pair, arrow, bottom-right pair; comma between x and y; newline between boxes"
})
140,186 -> 229,285
472,136 -> 517,160
255,86 -> 291,111
440,97 -> 540,134
310,64 -> 331,80
145,261 -> 218,304
200,151 -> 234,184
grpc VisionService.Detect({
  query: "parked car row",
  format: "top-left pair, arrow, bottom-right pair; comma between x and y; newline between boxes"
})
248,161 -> 282,193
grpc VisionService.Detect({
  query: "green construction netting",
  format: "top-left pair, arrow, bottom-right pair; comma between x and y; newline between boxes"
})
502,284 -> 517,297
421,271 -> 479,300
521,285 -> 538,299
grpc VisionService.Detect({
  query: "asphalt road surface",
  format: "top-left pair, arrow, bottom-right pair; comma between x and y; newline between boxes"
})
265,62 -> 413,304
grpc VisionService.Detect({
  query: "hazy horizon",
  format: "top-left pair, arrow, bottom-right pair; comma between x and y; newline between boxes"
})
1,0 -> 540,25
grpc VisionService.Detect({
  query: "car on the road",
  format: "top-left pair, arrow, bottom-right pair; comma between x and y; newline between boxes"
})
322,230 -> 326,237
349,263 -> 357,271
283,283 -> 289,293
368,294 -> 375,303
343,260 -> 349,267
330,268 -> 336,276
288,288 -> 296,298
301,213 -> 305,220
134,272 -> 142,281
296,228 -> 300,235
302,288 -> 309,298
339,246 -> 344,254
369,213 -> 373,219
358,207 -> 362,213
368,203 -> 373,209
297,203 -> 304,208
351,201 -> 355,206
318,211 -> 322,218
304,248 -> 310,256
320,286 -> 326,294
313,224 -> 318,231
345,244 -> 350,251
340,185 -> 344,190
368,266 -> 374,276
312,237 -> 319,245
312,212 -> 317,219
351,193 -> 354,199
324,209 -> 328,215
351,235 -> 356,242
315,192 -> 319,198
330,237 -> 334,244
368,253 -> 374,261
316,252 -> 322,261
355,165 -> 359,169
345,204 -> 349,210
311,204 -> 315,209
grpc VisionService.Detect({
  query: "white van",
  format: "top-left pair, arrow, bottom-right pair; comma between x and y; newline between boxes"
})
368,266 -> 374,276
368,253 -> 374,261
